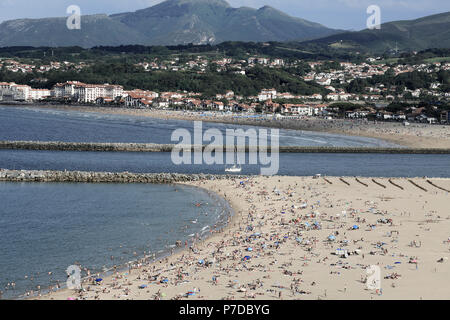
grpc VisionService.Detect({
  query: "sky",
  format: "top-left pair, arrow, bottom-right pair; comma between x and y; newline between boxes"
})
0,0 -> 449,30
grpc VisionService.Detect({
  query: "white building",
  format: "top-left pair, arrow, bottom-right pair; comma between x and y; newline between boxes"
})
258,89 -> 277,101
52,81 -> 124,102
30,89 -> 51,100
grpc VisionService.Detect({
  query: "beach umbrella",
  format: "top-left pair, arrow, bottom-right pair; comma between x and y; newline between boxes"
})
161,278 -> 169,283
243,256 -> 251,261
328,235 -> 336,241
246,247 -> 253,252
198,259 -> 205,265
67,297 -> 76,300
95,278 -> 103,283
139,284 -> 147,289
352,225 -> 359,230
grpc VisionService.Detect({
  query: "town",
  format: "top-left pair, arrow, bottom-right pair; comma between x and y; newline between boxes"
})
0,53 -> 449,124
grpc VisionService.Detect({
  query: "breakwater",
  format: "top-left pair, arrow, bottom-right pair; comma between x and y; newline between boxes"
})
1,140 -> 450,154
0,169 -> 244,183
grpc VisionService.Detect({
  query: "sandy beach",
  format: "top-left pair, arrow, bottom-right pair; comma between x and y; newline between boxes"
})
35,175 -> 450,300
6,104 -> 450,148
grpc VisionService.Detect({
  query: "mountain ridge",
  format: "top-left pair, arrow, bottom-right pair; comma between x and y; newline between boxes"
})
0,0 -> 338,48
302,11 -> 450,53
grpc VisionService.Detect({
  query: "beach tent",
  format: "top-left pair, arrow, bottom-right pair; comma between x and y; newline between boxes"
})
352,225 -> 359,230
243,256 -> 251,261
139,284 -> 147,289
95,278 -> 103,283
328,235 -> 336,241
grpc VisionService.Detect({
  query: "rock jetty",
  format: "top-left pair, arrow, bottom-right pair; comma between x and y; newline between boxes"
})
0,169 -> 245,183
1,140 -> 450,154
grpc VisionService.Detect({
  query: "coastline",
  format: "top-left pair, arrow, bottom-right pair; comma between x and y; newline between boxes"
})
29,174 -> 450,300
2,104 -> 449,149
24,178 -> 243,301
1,177 -> 237,301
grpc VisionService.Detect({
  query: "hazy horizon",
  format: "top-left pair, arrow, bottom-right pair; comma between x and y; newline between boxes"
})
0,0 -> 449,31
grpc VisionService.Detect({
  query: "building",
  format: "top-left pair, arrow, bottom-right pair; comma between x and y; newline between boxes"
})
282,104 -> 313,116
124,90 -> 157,108
258,89 -> 277,101
30,89 -> 51,100
0,82 -> 37,101
52,81 -> 124,103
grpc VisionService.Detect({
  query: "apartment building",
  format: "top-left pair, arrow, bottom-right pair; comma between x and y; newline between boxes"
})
52,81 -> 124,103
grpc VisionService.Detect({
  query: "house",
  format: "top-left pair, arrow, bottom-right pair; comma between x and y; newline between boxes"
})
240,104 -> 255,113
185,99 -> 202,110
258,89 -> 277,101
326,93 -> 339,101
312,104 -> 329,116
392,113 -> 406,121
283,104 -> 312,116
376,111 -> 393,120
346,109 -> 370,119
277,92 -> 295,99
125,91 -> 154,108
203,100 -> 224,111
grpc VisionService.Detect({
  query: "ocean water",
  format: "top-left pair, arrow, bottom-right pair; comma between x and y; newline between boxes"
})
0,150 -> 449,178
0,105 -> 400,147
0,182 -> 231,300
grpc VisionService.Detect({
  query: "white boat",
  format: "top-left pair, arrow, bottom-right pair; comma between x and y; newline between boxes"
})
225,146 -> 242,173
225,164 -> 242,173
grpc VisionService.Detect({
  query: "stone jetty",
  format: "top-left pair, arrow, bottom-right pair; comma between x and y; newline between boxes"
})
1,140 -> 450,154
0,169 -> 245,184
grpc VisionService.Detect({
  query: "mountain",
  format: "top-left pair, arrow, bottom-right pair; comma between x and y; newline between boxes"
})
0,0 -> 338,48
303,12 -> 450,53
0,15 -> 146,48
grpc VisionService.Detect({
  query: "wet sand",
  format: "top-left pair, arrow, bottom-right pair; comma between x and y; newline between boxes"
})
35,176 -> 450,300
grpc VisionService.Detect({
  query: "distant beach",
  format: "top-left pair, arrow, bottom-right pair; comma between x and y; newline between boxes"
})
5,104 -> 449,149
35,175 -> 450,300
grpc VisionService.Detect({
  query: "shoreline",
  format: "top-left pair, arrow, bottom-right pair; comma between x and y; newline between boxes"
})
10,182 -> 236,301
2,104 -> 449,149
9,173 -> 448,300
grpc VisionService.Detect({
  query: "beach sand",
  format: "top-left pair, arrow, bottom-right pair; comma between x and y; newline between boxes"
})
7,105 -> 450,148
35,176 -> 450,300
